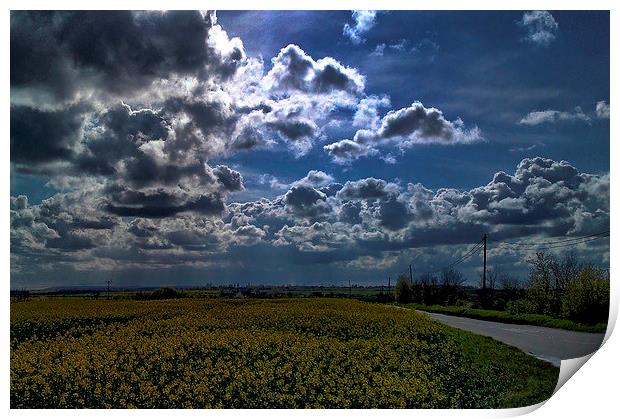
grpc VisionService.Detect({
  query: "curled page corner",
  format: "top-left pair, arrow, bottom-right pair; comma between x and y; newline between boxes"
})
497,400 -> 546,417
554,353 -> 595,394
552,304 -> 617,397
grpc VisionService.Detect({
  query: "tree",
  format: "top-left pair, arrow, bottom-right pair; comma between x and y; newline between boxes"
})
440,268 -> 466,305
418,272 -> 439,305
394,274 -> 413,303
561,264 -> 609,324
550,252 -> 580,314
479,268 -> 498,309
527,252 -> 555,315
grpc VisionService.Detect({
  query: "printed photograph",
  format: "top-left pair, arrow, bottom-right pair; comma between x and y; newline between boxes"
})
9,9 -> 610,409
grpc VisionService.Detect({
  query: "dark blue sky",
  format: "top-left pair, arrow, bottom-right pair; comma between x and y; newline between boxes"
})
220,11 -> 609,196
10,11 -> 610,288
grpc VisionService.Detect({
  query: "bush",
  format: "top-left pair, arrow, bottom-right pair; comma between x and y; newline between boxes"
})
394,275 -> 413,304
561,265 -> 609,324
506,299 -> 538,315
135,287 -> 185,300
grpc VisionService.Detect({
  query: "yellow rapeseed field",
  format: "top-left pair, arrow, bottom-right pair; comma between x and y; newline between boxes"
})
10,298 -> 558,408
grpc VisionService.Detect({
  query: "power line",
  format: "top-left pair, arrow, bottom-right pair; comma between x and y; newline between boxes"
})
490,231 -> 609,248
412,230 -> 609,281
496,232 -> 609,251
448,241 -> 484,269
421,239 -> 484,275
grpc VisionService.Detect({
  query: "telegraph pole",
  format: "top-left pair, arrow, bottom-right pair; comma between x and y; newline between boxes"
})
106,280 -> 112,300
482,234 -> 487,291
388,276 -> 391,294
409,264 -> 413,283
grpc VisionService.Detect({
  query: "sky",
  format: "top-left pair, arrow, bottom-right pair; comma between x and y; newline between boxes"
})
9,10 -> 610,289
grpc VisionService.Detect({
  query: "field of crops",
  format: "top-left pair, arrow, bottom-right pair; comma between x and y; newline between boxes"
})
11,298 -> 558,408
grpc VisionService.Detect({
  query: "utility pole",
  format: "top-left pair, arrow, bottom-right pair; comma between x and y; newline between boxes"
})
409,264 -> 413,283
106,280 -> 112,300
388,276 -> 391,294
348,279 -> 352,298
482,234 -> 488,291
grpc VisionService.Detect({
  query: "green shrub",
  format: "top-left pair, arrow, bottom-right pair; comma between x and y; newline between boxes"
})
394,275 -> 413,303
561,265 -> 609,324
506,299 -> 537,315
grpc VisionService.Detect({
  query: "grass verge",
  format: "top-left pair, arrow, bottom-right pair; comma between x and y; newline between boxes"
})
400,303 -> 607,333
441,326 -> 559,408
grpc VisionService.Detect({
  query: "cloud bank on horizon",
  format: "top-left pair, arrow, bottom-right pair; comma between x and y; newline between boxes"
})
10,10 -> 610,287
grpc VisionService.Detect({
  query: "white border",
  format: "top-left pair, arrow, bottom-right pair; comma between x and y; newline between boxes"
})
2,2 -> 617,418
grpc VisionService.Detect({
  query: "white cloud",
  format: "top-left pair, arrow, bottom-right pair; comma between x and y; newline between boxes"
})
518,11 -> 559,47
596,101 -> 610,119
370,43 -> 386,57
325,101 -> 482,163
343,10 -> 380,44
519,107 -> 591,125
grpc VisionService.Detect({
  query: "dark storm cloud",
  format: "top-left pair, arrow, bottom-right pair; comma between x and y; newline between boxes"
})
339,201 -> 362,224
10,11 -> 245,102
105,186 -> 226,218
10,104 -> 89,166
212,165 -> 244,191
376,198 -> 411,231
266,118 -> 318,142
283,185 -> 331,218
164,95 -> 232,137
46,232 -> 97,251
77,103 -> 173,176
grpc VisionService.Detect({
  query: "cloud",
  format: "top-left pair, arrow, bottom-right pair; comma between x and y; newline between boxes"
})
371,38 -> 439,60
10,158 -> 609,282
10,103 -> 90,168
596,101 -> 610,119
323,139 -> 374,164
343,11 -> 380,44
518,11 -> 559,47
263,44 -> 365,95
509,144 -> 540,153
291,170 -> 335,188
11,11 -> 246,104
519,107 -> 591,125
337,178 -> 399,201
370,43 -> 386,57
352,95 -> 391,128
9,12 -> 608,285
283,185 -> 331,218
370,102 -> 482,144
325,101 -> 482,163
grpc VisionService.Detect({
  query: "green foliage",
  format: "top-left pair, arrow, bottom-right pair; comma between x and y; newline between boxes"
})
506,299 -> 538,316
526,252 -> 556,315
519,252 -> 610,324
134,287 -> 186,300
402,303 -> 607,333
394,274 -> 413,303
561,265 -> 609,324
11,298 -> 557,408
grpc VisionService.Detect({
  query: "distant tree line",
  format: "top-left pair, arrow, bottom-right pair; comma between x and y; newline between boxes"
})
133,287 -> 186,300
392,251 -> 609,325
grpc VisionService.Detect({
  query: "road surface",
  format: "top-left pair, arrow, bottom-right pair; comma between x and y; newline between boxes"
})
418,311 -> 606,367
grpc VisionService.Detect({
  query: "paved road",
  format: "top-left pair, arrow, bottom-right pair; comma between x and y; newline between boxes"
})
418,311 -> 606,367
